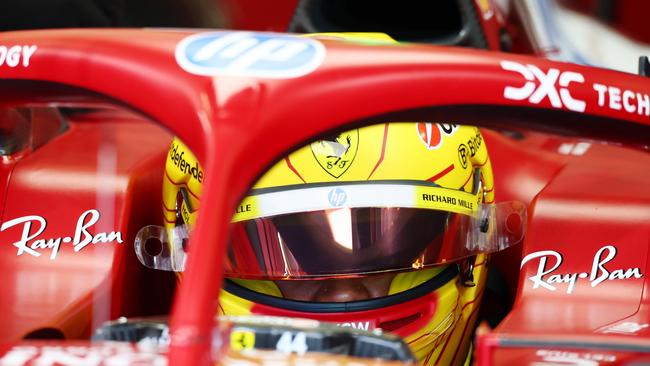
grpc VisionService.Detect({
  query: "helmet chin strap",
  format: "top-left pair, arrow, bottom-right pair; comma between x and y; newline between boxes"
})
459,255 -> 477,287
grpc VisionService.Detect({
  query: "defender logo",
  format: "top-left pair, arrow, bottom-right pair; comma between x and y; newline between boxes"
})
169,143 -> 204,183
176,31 -> 325,78
501,60 -> 586,112
311,130 -> 359,178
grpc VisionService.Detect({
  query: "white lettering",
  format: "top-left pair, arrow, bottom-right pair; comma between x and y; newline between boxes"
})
521,250 -> 564,292
73,209 -> 100,251
0,345 -> 166,366
559,71 -> 586,112
593,83 -> 607,106
276,332 -> 308,355
527,65 -> 562,107
0,346 -> 39,365
31,348 -> 103,366
501,61 -> 585,112
622,90 -> 636,113
6,46 -> 21,67
608,86 -> 622,110
1,215 -> 47,257
589,245 -> 616,286
0,209 -> 124,260
22,45 -> 37,67
601,321 -> 649,335
637,93 -> 650,116
592,83 -> 650,116
337,321 -> 370,331
536,349 -> 617,363
0,44 -> 37,68
501,60 -> 535,100
521,245 -> 643,294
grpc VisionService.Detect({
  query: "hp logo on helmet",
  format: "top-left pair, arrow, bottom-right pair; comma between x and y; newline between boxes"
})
176,31 -> 326,78
328,188 -> 347,207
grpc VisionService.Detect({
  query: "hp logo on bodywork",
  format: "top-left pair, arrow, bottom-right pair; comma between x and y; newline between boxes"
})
176,31 -> 326,78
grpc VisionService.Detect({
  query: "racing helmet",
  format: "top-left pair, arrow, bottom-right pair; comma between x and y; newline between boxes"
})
139,122 -> 525,365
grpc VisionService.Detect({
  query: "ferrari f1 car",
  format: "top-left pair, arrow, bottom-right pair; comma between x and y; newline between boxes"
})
0,24 -> 648,366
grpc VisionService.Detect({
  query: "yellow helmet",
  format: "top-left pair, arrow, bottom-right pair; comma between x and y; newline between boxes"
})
139,34 -> 524,365
136,121 -> 525,366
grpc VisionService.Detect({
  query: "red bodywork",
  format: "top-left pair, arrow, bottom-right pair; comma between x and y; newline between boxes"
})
0,29 -> 648,365
0,109 -> 174,340
560,0 -> 650,45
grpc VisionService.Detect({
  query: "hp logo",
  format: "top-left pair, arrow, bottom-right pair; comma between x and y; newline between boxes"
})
328,188 -> 347,207
176,31 -> 325,78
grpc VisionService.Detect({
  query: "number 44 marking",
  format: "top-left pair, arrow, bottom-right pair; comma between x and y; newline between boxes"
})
276,331 -> 308,355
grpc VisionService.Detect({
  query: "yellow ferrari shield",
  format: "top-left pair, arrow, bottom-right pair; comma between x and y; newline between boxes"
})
310,130 -> 359,178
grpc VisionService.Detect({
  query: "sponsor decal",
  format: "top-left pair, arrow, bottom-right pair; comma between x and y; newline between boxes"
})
232,196 -> 258,222
600,321 -> 649,335
231,330 -> 255,351
276,331 -> 307,355
536,350 -> 616,364
501,60 -> 650,116
501,60 -> 586,112
0,45 -> 37,68
458,145 -> 469,169
0,345 -> 166,366
175,31 -> 325,78
457,128 -> 483,169
416,122 -> 458,150
520,245 -> 643,294
337,321 -> 371,331
235,203 -> 252,214
593,83 -> 650,116
421,192 -> 475,210
169,143 -> 204,183
0,209 -> 124,260
180,201 -> 192,224
327,188 -> 347,207
311,130 -> 358,178
223,315 -> 319,329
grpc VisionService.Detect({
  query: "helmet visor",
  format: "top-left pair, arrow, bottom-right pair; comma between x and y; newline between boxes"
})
228,207 -> 463,279
135,183 -> 526,275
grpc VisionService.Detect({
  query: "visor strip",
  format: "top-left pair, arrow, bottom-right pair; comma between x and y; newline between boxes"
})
233,184 -> 481,222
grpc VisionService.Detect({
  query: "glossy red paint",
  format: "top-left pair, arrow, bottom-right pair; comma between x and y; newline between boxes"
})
0,29 -> 647,365
561,0 -> 650,44
0,109 -> 173,340
218,0 -> 299,31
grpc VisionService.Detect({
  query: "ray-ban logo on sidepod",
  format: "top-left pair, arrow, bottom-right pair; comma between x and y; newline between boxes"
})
1,209 -> 124,260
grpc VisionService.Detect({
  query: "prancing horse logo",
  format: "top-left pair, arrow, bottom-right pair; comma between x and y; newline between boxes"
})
310,130 -> 359,178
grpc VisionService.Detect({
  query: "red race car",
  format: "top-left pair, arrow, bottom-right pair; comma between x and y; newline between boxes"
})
0,23 -> 648,366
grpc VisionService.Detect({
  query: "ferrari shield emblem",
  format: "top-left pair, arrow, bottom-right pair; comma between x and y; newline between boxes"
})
311,130 -> 359,178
